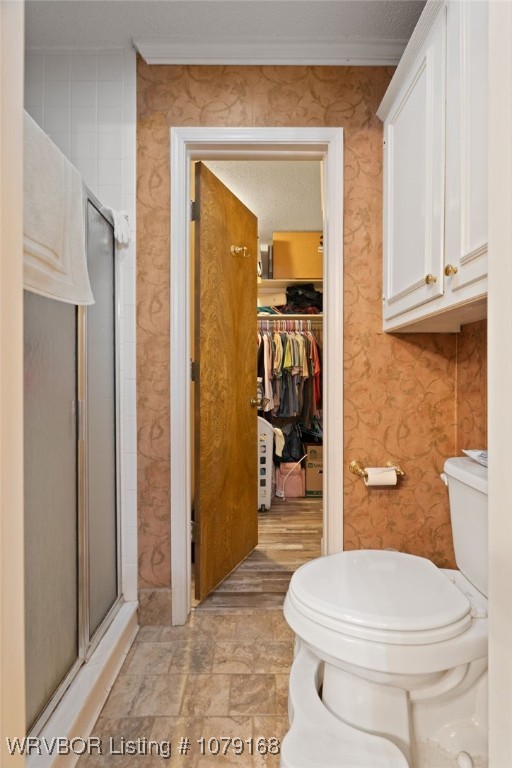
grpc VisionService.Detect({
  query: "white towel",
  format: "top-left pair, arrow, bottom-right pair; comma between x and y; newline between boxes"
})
23,111 -> 94,305
273,427 -> 285,457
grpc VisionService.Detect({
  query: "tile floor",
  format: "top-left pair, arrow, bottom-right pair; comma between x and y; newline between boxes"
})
78,610 -> 293,767
78,499 -> 323,767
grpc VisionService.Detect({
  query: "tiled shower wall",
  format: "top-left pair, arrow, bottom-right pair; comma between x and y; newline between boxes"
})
24,48 -> 137,602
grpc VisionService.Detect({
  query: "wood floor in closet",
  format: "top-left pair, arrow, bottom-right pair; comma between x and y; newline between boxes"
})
194,497 -> 322,611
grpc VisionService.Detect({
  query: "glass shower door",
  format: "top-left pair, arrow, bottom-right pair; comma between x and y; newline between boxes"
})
24,195 -> 120,731
24,294 -> 79,730
84,200 -> 119,639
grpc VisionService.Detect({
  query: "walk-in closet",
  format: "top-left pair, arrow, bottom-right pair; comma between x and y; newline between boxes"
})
190,159 -> 324,608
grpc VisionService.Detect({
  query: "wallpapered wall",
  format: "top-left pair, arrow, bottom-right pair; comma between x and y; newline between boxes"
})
137,61 -> 487,622
457,320 -> 487,453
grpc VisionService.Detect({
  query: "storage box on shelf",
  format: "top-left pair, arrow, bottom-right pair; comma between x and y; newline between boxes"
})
257,231 -> 323,319
378,0 -> 488,333
272,231 -> 323,279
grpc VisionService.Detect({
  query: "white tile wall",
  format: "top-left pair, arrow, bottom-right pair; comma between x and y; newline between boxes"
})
25,48 -> 138,603
71,54 -> 98,81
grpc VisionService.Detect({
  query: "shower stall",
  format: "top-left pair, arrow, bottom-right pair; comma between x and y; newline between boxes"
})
24,192 -> 121,732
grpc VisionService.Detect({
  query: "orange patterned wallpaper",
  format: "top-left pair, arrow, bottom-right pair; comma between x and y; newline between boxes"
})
456,320 -> 487,453
137,62 -> 487,600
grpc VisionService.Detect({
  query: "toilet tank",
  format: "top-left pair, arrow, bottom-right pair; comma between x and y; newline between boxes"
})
444,457 -> 488,597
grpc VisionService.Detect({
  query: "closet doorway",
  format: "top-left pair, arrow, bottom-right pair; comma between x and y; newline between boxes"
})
191,159 -> 324,608
170,127 -> 344,626
191,161 -> 259,602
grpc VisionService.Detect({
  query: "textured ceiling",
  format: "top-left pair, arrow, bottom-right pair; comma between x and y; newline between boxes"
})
204,160 -> 323,248
25,0 -> 426,52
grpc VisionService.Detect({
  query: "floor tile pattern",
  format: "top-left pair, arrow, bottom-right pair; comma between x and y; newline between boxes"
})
78,499 -> 322,766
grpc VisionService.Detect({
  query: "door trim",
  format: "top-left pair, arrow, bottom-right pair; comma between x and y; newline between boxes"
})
0,0 -> 26,744
170,126 -> 344,625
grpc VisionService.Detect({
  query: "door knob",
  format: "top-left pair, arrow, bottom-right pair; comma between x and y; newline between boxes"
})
231,245 -> 250,258
444,264 -> 458,277
251,395 -> 270,408
425,273 -> 438,285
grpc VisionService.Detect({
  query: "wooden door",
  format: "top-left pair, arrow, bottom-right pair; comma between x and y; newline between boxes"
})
193,162 -> 258,601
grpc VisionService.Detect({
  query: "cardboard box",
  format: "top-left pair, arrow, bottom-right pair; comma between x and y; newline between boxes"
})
272,231 -> 323,279
306,462 -> 323,496
304,444 -> 323,496
304,443 -> 323,462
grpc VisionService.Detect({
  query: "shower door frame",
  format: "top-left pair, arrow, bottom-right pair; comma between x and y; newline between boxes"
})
28,191 -> 122,735
78,190 -> 123,661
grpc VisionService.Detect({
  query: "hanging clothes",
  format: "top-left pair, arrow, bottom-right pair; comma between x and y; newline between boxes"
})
257,320 -> 322,426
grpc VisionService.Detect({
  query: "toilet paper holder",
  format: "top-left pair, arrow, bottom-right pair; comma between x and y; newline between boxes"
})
349,460 -> 405,479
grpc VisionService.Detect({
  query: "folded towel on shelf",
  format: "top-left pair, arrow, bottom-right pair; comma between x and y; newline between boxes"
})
257,291 -> 287,307
23,111 -> 93,305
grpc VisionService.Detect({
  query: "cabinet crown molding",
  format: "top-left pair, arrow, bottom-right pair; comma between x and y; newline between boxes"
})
377,0 -> 445,122
135,38 -> 408,67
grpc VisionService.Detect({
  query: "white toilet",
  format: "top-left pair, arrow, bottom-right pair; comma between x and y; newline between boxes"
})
282,457 -> 488,768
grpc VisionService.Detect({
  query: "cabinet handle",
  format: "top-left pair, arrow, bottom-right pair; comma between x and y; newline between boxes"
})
444,264 -> 458,277
425,273 -> 438,285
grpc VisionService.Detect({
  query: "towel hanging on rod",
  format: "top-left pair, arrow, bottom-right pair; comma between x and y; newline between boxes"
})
23,111 -> 94,305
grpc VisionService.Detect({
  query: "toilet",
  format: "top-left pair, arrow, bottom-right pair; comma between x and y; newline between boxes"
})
282,457 -> 488,768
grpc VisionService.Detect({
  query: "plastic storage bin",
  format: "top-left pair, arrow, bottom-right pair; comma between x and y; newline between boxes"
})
258,416 -> 274,511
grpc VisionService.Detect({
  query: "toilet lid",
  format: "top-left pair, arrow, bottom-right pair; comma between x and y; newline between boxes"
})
289,550 -> 472,644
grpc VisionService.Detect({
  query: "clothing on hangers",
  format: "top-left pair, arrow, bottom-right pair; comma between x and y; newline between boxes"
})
256,320 -> 322,424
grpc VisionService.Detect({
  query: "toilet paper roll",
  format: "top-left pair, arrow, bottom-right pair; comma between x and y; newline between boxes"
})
364,467 -> 397,487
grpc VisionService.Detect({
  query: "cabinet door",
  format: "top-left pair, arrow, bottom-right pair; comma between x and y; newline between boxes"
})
383,7 -> 446,321
445,0 -> 488,292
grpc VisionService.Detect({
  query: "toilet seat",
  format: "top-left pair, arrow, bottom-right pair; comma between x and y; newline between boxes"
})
288,549 -> 473,645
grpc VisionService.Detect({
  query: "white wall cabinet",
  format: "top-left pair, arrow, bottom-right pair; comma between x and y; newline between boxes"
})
378,0 -> 488,333
445,0 -> 488,293
382,5 -> 446,324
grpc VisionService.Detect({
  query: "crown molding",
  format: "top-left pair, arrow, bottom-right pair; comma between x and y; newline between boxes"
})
134,37 -> 408,66
377,0 -> 445,120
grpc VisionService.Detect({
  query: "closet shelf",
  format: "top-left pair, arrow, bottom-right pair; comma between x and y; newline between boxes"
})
258,279 -> 322,291
257,313 -> 323,320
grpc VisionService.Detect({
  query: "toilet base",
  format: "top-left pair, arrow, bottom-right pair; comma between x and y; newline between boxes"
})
412,740 -> 487,768
281,640 -> 408,768
322,663 -> 412,763
411,661 -> 488,763
282,639 -> 488,768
